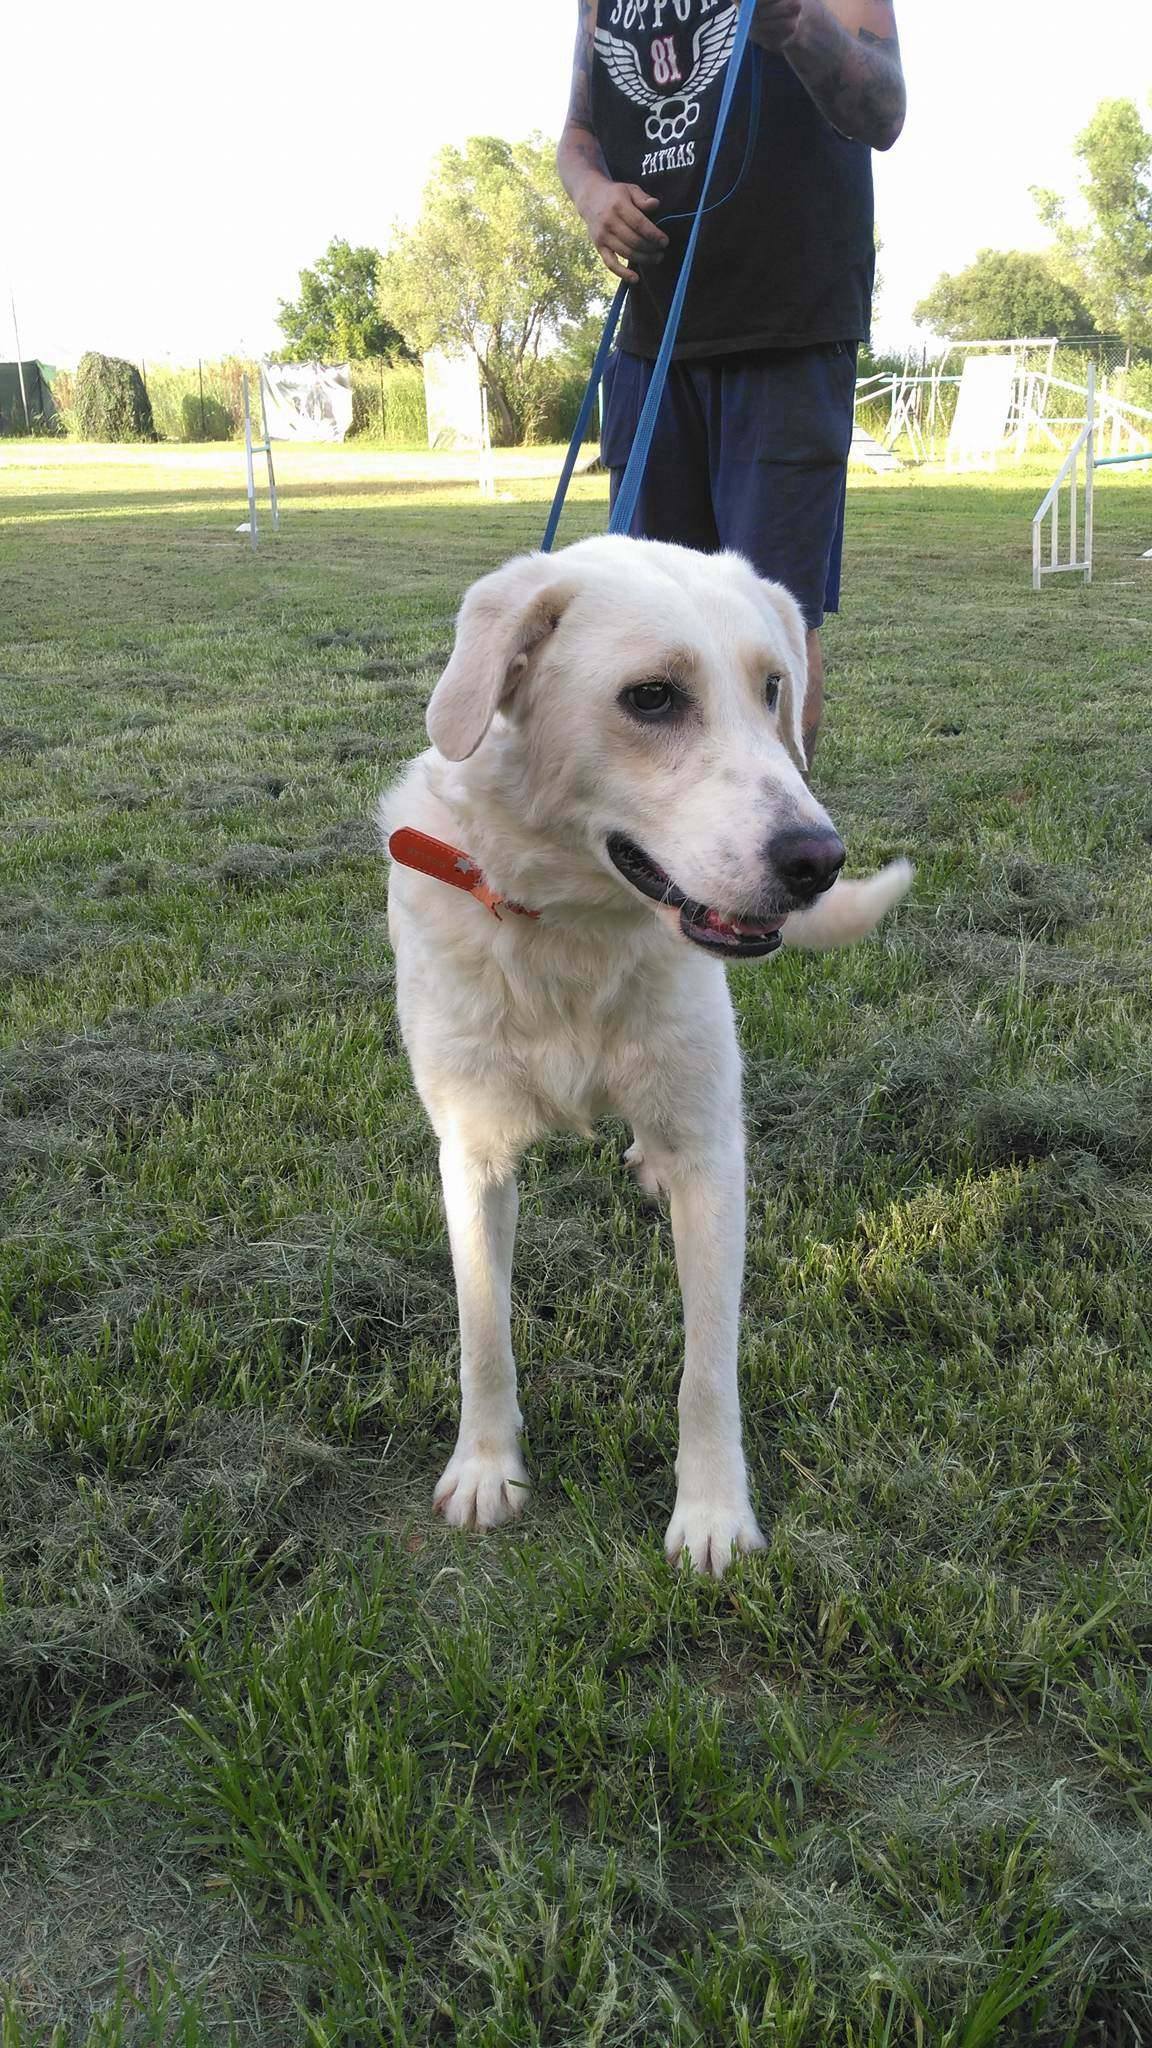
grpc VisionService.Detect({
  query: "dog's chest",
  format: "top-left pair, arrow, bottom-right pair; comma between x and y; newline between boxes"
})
397,911 -> 688,1132
485,945 -> 663,1127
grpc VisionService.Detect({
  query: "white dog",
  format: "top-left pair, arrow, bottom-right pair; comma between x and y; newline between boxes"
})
379,536 -> 910,1575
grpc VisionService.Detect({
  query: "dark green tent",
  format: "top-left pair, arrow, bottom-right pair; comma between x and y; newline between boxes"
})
0,361 -> 57,433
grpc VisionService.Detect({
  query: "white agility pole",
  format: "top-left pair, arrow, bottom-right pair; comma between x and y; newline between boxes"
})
478,382 -> 495,499
242,374 -> 258,548
240,371 -> 281,550
10,291 -> 31,431
258,371 -> 280,531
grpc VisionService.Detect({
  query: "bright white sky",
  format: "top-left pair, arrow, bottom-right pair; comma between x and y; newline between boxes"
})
7,0 -> 1151,368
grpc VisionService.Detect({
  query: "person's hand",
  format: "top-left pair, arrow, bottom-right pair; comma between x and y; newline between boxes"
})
752,0 -> 804,51
580,178 -> 669,283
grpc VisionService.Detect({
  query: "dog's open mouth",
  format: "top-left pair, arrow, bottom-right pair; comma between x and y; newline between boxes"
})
606,833 -> 785,958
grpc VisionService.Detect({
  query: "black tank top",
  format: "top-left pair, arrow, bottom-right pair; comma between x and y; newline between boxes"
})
590,0 -> 875,358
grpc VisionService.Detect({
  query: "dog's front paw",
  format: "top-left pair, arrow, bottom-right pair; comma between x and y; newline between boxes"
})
665,1498 -> 767,1578
434,1444 -> 530,1531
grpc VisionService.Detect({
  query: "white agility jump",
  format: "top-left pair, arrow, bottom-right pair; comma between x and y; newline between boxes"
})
238,371 -> 280,551
1031,365 -> 1152,590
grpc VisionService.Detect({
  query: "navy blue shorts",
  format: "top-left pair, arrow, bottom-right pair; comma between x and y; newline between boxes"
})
601,343 -> 857,630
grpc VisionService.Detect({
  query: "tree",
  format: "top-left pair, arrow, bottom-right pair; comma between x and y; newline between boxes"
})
1032,98 -> 1152,347
278,238 -> 405,362
913,248 -> 1096,340
379,135 -> 603,443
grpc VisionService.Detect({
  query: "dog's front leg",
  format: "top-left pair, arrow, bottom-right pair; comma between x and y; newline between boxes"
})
433,1135 -> 530,1530
663,1144 -> 766,1577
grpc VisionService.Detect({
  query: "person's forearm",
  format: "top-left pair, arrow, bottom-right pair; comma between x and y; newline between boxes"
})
557,0 -> 672,281
558,0 -> 611,217
559,116 -> 669,281
557,122 -> 612,219
765,0 -> 905,150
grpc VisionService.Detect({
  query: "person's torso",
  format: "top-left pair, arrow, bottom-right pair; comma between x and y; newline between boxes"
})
590,0 -> 876,356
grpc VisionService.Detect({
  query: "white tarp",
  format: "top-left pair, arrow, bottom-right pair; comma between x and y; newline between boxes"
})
261,361 -> 353,442
947,355 -> 1016,470
424,348 -> 484,450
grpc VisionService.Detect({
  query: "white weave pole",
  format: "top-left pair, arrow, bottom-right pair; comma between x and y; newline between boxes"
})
10,290 -> 31,431
478,382 -> 495,500
242,372 -> 258,551
258,370 -> 280,531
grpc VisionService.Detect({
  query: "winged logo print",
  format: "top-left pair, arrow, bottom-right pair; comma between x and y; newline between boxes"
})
594,5 -> 738,115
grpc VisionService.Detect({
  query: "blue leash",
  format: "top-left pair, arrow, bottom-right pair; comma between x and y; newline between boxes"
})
541,0 -> 760,554
539,281 -> 628,555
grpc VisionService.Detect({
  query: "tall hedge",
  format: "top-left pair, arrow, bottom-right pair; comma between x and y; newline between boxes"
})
73,352 -> 156,442
348,362 -> 428,443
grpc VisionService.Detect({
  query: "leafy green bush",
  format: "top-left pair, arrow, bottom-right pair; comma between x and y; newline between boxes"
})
73,352 -> 156,441
348,362 -> 427,444
48,367 -> 76,436
143,362 -> 249,442
180,392 -> 232,440
515,357 -> 596,444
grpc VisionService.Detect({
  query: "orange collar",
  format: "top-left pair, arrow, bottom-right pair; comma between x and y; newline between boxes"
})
388,826 -> 540,922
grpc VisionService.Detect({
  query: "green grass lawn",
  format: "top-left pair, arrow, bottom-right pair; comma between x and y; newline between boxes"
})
1,444 -> 1151,2045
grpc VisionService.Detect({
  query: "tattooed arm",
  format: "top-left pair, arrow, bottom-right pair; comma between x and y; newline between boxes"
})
557,0 -> 669,283
753,0 -> 905,151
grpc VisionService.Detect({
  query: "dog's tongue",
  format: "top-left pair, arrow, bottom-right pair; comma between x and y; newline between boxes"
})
697,907 -> 784,940
654,899 -> 784,952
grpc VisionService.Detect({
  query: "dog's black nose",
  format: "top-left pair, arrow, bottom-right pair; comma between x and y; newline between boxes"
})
768,825 -> 846,898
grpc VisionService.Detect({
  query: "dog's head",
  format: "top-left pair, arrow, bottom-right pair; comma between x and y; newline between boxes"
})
426,536 -> 846,959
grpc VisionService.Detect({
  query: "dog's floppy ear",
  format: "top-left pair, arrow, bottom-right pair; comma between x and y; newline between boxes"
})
426,554 -> 576,761
754,575 -> 810,774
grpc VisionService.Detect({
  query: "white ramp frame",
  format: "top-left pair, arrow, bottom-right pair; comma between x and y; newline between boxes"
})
1011,346 -> 1059,461
1032,365 -> 1094,591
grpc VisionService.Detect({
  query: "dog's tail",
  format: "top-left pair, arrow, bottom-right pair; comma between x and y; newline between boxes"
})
781,859 -> 913,951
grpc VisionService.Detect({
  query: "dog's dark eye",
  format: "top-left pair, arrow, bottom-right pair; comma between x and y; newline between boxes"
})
765,675 -> 782,712
622,679 -> 677,720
